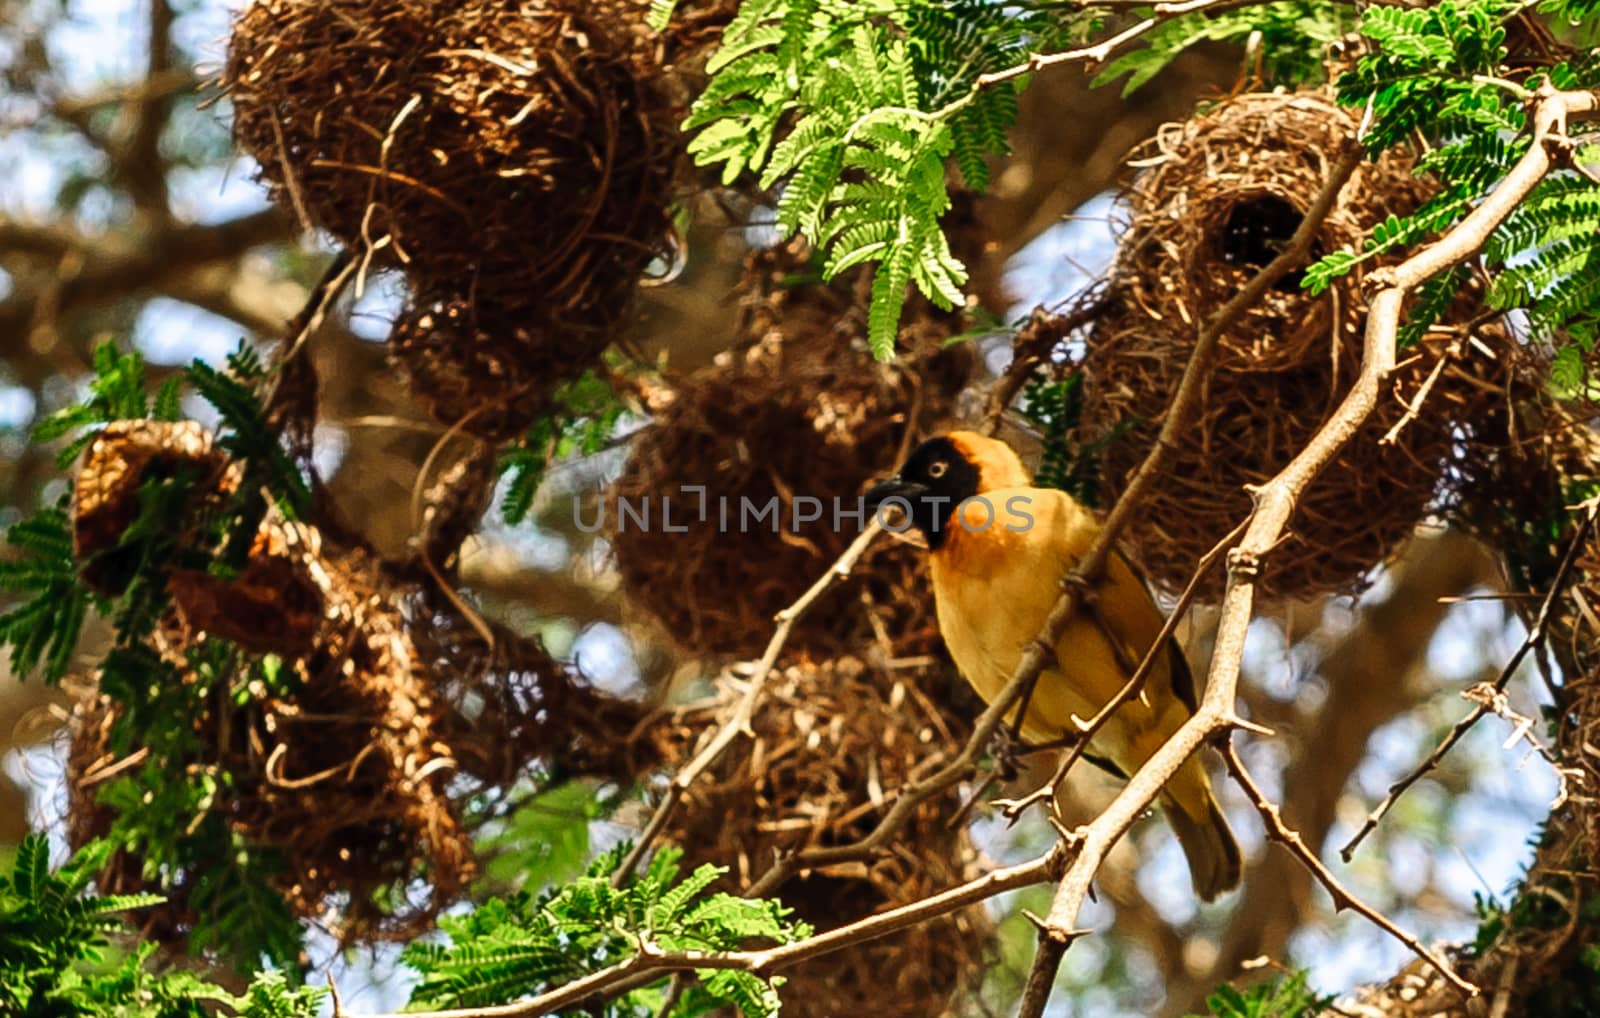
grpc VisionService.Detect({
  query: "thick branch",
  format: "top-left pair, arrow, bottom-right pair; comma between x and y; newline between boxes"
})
125,0 -> 176,213
1160,531 -> 1500,1017
0,208 -> 293,339
1015,85 -> 1600,1017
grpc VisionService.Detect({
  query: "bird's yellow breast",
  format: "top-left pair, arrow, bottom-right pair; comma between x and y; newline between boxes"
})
929,487 -> 1187,751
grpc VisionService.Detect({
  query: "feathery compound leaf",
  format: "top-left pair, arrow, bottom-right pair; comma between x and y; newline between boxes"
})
497,370 -> 627,526
406,844 -> 806,1012
687,1 -> 1055,359
1329,0 -> 1600,397
0,506 -> 93,683
1097,1 -> 1353,95
646,0 -> 679,31
187,348 -> 310,519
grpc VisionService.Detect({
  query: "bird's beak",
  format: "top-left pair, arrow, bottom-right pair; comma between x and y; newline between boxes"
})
864,476 -> 927,510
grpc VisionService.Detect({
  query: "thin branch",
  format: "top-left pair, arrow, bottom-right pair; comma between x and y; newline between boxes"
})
1220,740 -> 1474,995
612,520 -> 885,887
1339,496 -> 1599,860
939,0 -> 1273,113
1014,85 -> 1600,1018
981,298 -> 1108,433
994,517 -> 1248,822
348,847 -> 1062,1018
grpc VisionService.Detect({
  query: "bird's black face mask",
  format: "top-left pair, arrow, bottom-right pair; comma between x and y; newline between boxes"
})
864,437 -> 981,550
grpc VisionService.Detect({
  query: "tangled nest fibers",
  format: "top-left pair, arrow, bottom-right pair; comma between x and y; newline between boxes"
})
659,657 -> 990,1017
225,0 -> 679,436
386,286 -> 606,441
65,420 -> 656,942
1119,91 -> 1430,375
225,0 -> 675,303
1067,90 -> 1511,600
608,241 -> 974,660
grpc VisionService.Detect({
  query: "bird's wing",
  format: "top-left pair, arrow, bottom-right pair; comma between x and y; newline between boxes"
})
1020,488 -> 1198,715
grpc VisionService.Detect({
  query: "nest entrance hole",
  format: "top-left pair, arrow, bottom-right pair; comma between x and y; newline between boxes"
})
1218,193 -> 1310,291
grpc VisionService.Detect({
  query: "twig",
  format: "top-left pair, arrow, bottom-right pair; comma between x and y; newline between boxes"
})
612,520 -> 884,887
349,846 -> 1062,1018
1221,740 -> 1474,996
941,0 -> 1271,111
1380,335 -> 1463,445
1014,85 -> 1600,1018
653,975 -> 687,1018
269,105 -> 313,237
1339,496 -> 1598,860
268,250 -> 357,393
981,299 -> 1108,433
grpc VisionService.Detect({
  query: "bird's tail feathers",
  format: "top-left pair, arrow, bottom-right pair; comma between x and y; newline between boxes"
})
1162,777 -> 1241,903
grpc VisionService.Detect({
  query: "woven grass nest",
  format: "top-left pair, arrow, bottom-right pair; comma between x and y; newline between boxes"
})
226,0 -> 679,436
607,241 -> 974,660
659,656 -> 990,1017
1120,91 -> 1431,375
225,0 -> 676,307
65,420 -> 656,942
1064,90 -> 1514,601
386,287 -> 606,441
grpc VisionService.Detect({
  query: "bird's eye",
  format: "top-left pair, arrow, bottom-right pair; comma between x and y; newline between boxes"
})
927,461 -> 948,479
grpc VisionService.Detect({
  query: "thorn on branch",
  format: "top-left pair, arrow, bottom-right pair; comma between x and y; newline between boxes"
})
1225,546 -> 1261,579
1224,714 -> 1275,737
1222,740 -> 1478,1000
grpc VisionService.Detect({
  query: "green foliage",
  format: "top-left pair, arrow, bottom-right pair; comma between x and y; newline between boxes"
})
476,780 -> 617,894
687,1 -> 1069,358
187,343 -> 310,524
406,844 -> 810,1017
500,370 -> 629,525
0,834 -> 323,1018
0,505 -> 94,682
32,343 -> 182,469
1017,371 -> 1135,508
0,343 -> 311,967
1189,969 -> 1333,1018
647,0 -> 680,31
1304,0 -> 1600,354
1095,2 -> 1353,96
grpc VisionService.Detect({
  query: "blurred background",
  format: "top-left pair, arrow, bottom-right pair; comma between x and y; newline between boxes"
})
0,1 -> 1569,1015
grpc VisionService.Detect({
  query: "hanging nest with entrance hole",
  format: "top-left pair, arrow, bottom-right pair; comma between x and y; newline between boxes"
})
607,241 -> 974,660
224,0 -> 677,311
64,419 -> 657,943
1118,91 -> 1431,375
658,656 -> 990,1018
1063,90 -> 1513,600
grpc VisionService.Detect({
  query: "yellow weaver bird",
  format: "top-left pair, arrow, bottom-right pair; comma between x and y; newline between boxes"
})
866,430 -> 1240,901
